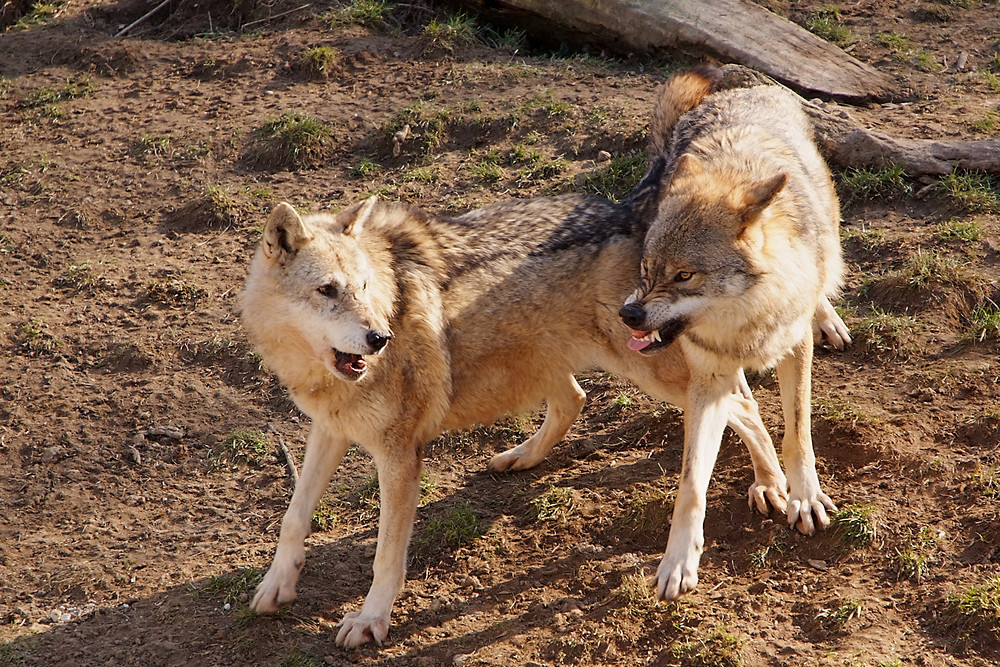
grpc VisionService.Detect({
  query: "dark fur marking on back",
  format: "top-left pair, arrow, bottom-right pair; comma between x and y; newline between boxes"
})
439,196 -> 643,286
528,200 -> 642,257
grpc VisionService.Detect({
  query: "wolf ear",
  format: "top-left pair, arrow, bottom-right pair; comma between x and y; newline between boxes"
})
739,172 -> 788,224
262,202 -> 314,262
342,196 -> 378,238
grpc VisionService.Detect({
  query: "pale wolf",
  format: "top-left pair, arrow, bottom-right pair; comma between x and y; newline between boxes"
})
240,192 -> 795,647
619,67 -> 849,601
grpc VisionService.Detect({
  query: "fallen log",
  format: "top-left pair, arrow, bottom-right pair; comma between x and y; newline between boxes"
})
469,0 -> 897,103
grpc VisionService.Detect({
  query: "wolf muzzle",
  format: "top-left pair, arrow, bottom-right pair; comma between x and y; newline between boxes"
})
619,303 -> 647,330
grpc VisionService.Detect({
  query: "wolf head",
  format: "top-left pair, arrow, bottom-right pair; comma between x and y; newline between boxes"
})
619,154 -> 788,354
244,197 -> 395,383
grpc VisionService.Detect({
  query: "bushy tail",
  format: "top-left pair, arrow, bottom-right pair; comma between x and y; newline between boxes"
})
648,66 -> 721,158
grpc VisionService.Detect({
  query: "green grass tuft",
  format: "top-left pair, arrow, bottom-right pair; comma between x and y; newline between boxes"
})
816,598 -> 864,632
938,219 -> 983,242
421,501 -> 485,550
532,485 -> 575,523
222,429 -> 271,466
295,46 -> 340,79
15,318 -> 60,356
965,304 -> 1000,344
973,462 -> 999,497
421,13 -> 479,50
54,261 -> 108,292
831,504 -> 878,548
849,306 -> 921,360
670,626 -> 743,666
328,0 -> 397,30
144,278 -> 206,305
937,170 -> 1000,213
200,567 -> 264,605
898,248 -> 969,290
249,112 -> 333,170
134,133 -> 171,157
813,395 -> 881,429
805,9 -> 854,47
947,576 -> 1000,630
970,111 -> 998,134
20,75 -> 93,108
894,526 -> 937,581
839,164 -> 910,202
578,151 -> 646,202
349,157 -> 380,179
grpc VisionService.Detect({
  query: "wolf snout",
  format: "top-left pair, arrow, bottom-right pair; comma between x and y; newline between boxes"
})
366,330 -> 392,353
619,302 -> 647,329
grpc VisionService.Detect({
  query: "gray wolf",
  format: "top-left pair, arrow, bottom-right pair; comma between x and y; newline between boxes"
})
619,67 -> 849,601
240,191 -> 805,647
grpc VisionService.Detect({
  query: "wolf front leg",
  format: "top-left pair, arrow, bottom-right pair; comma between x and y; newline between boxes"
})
488,373 -> 587,472
336,442 -> 422,648
776,336 -> 836,535
252,425 -> 350,614
655,371 -> 734,601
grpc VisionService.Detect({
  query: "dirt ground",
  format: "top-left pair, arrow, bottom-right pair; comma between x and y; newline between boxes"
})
1,0 -> 999,665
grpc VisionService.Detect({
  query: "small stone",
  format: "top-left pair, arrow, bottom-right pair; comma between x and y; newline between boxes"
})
146,425 -> 185,439
807,559 -> 828,572
41,446 -> 63,463
596,150 -> 612,162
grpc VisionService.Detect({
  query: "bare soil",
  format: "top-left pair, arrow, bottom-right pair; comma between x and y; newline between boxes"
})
1,1 -> 998,666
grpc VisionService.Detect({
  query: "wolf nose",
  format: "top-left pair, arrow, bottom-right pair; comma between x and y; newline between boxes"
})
366,330 -> 391,352
619,303 -> 647,329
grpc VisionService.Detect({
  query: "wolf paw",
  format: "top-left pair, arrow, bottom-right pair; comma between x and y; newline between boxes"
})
336,610 -> 390,648
747,474 -> 789,516
654,549 -> 701,602
250,558 -> 301,614
787,491 -> 836,536
487,444 -> 545,473
813,299 -> 852,350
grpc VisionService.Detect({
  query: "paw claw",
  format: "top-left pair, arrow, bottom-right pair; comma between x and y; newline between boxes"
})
250,559 -> 300,614
747,477 -> 789,516
787,495 -> 835,536
336,611 -> 389,648
654,547 -> 701,602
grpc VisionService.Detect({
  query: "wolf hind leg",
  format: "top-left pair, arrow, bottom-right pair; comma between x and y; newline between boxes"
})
777,336 -> 836,536
813,295 -> 852,350
488,374 -> 586,473
252,425 -> 349,615
726,372 -> 788,515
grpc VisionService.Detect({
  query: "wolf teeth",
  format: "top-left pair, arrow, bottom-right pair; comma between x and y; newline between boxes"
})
635,330 -> 662,343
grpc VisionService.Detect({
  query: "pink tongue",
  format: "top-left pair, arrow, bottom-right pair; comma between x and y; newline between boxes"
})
628,337 -> 652,352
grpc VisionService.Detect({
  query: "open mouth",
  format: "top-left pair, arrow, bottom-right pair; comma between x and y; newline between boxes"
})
626,318 -> 688,354
627,329 -> 668,354
334,349 -> 368,380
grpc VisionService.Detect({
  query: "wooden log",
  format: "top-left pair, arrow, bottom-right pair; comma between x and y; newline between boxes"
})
470,0 -> 897,103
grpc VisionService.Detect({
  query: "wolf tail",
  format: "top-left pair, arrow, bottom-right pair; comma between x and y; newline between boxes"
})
648,66 -> 721,158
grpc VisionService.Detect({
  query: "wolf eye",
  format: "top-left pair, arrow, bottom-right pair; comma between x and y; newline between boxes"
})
317,283 -> 339,298
674,271 -> 694,282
